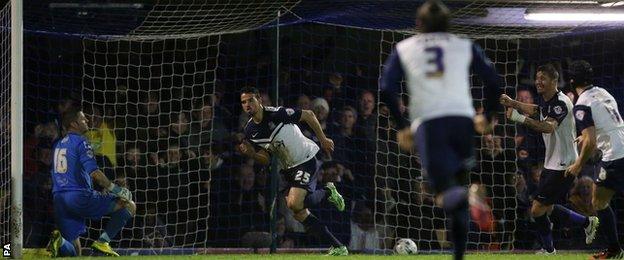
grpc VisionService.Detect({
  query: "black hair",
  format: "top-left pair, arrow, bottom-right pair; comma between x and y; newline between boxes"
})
568,60 -> 593,88
240,86 -> 260,97
61,109 -> 82,130
537,63 -> 559,81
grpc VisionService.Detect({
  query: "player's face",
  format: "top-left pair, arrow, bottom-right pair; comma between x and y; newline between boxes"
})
535,71 -> 556,95
240,93 -> 261,116
74,112 -> 90,134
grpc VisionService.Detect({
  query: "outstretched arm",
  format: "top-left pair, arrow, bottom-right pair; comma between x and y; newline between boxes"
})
300,110 -> 334,153
500,94 -> 538,116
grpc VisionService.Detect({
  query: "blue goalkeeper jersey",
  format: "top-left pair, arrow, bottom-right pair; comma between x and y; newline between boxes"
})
51,132 -> 99,193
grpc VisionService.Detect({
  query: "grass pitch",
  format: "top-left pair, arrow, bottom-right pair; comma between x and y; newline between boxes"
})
23,248 -> 595,260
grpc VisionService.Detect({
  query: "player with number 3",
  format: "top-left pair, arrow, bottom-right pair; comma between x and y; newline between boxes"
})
380,1 -> 504,259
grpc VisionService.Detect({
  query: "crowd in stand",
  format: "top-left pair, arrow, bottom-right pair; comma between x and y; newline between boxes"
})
20,69 -> 613,252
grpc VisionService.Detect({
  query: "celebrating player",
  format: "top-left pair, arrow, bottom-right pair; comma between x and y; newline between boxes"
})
565,60 -> 624,259
47,109 -> 135,257
238,87 -> 348,256
379,1 -> 504,259
501,64 -> 599,254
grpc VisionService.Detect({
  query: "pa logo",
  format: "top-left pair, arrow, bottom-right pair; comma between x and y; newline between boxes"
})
2,243 -> 10,257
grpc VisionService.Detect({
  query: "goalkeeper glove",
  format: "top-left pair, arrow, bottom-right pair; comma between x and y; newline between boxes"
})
107,183 -> 133,201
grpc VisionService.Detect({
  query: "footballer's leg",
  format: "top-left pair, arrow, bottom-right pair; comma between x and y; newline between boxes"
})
50,192 -> 83,257
287,187 -> 347,256
531,169 -> 568,254
92,198 -> 135,257
417,117 -> 472,260
70,190 -> 131,257
591,185 -> 623,259
72,239 -> 81,256
300,160 -> 345,211
531,200 -> 556,254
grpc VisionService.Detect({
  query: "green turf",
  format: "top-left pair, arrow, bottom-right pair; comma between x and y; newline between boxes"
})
23,249 -> 595,260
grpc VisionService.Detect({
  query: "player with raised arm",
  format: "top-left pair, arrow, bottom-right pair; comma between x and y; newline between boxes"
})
238,87 -> 348,256
379,1 -> 503,259
500,64 -> 599,254
565,60 -> 624,259
47,109 -> 135,257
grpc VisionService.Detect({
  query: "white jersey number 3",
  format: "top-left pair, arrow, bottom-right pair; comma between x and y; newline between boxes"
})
425,46 -> 444,78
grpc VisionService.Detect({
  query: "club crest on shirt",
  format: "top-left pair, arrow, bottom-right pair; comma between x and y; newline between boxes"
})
84,141 -> 95,158
599,167 -> 607,181
268,122 -> 276,130
553,105 -> 563,115
575,110 -> 585,121
286,108 -> 295,115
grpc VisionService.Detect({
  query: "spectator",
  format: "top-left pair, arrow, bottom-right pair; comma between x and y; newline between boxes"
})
311,97 -> 330,132
349,201 -> 380,251
189,98 -> 229,154
354,90 -> 376,141
84,105 -> 117,166
296,94 -> 312,111
514,88 -> 544,172
232,164 -> 269,245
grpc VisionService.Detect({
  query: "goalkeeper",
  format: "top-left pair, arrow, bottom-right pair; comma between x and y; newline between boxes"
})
47,109 -> 135,257
238,87 -> 348,256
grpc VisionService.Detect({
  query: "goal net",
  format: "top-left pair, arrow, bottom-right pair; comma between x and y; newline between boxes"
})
20,0 -> 624,254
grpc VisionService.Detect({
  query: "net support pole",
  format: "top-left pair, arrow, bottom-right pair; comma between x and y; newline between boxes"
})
10,0 -> 23,258
269,9 -> 281,254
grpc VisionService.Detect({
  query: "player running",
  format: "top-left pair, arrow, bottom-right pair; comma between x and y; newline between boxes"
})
238,87 -> 347,256
380,1 -> 504,259
501,63 -> 599,254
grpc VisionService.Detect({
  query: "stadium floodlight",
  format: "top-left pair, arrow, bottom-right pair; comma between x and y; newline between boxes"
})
525,8 -> 624,21
601,1 -> 624,7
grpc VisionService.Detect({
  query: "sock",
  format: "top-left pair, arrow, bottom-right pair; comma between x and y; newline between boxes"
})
99,208 -> 132,243
442,186 -> 468,213
304,188 -> 327,208
534,214 -> 554,252
59,237 -> 77,257
450,204 -> 469,260
301,213 -> 343,247
552,204 -> 588,226
597,206 -> 621,250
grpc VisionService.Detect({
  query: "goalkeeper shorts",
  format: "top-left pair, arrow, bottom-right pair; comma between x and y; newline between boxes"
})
53,190 -> 118,241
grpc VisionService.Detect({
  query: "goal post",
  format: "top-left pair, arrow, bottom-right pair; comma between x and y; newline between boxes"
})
9,0 -> 23,258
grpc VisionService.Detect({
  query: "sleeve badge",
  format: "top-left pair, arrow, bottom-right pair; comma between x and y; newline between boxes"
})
286,108 -> 295,116
575,110 -> 585,121
553,105 -> 563,115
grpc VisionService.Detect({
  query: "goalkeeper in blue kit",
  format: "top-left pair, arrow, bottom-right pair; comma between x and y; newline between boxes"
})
47,109 -> 135,257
